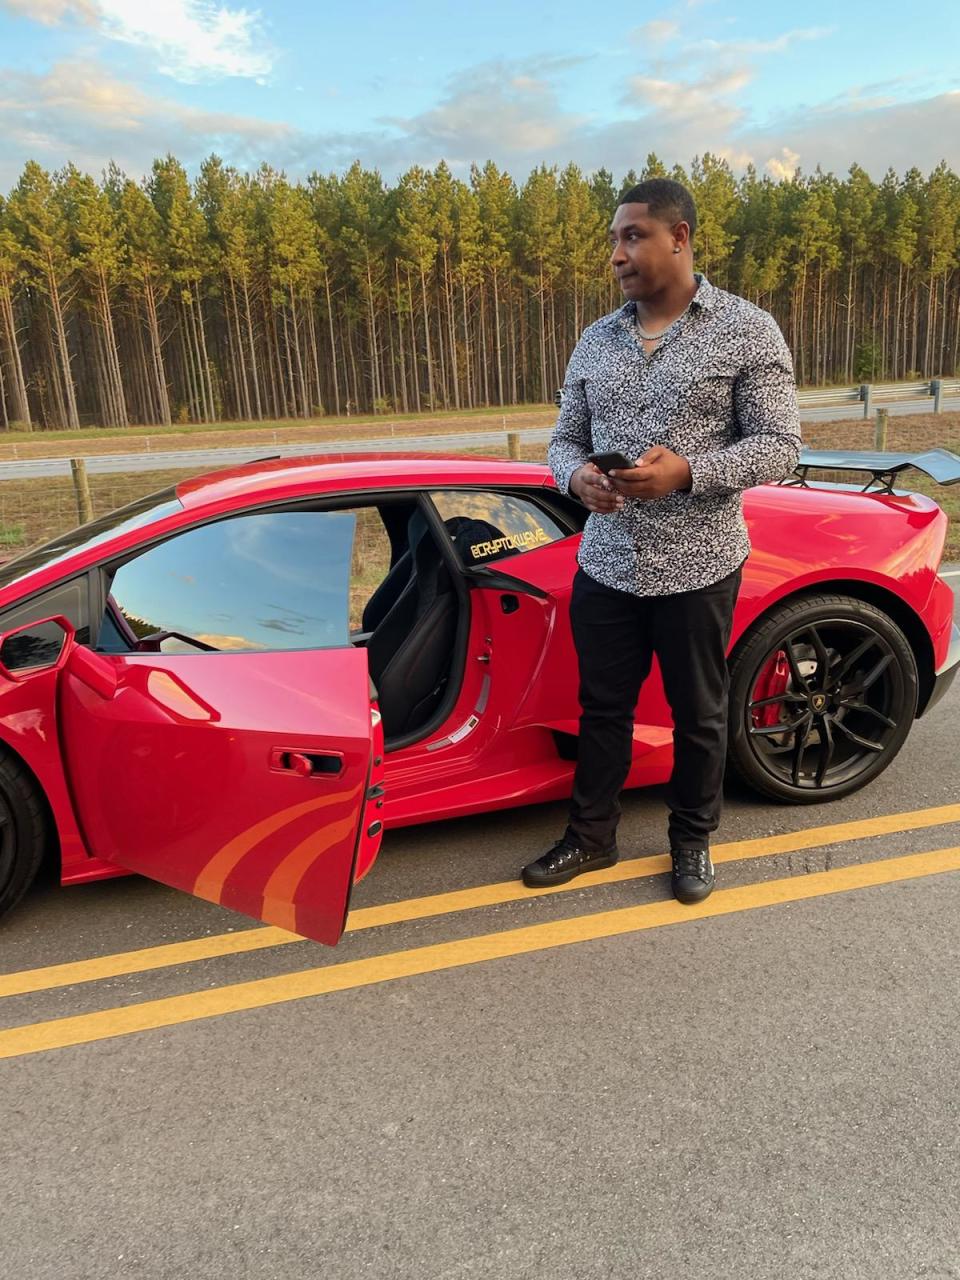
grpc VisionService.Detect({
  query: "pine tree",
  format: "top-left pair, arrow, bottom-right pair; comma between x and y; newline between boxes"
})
60,164 -> 129,427
0,198 -> 31,426
688,154 -> 739,287
518,165 -> 563,399
7,162 -> 80,427
148,155 -> 215,421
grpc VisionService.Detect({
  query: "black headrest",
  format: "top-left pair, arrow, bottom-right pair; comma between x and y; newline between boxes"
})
444,516 -> 511,566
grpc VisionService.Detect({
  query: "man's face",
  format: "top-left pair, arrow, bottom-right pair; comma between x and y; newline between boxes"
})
609,202 -> 683,301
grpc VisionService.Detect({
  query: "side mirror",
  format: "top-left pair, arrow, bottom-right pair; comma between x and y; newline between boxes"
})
0,615 -> 75,682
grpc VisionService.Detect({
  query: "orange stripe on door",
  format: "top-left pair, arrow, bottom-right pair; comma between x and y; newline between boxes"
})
192,791 -> 350,903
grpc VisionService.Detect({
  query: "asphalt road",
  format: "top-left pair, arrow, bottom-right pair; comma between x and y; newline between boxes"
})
0,394 -> 955,479
2,577 -> 960,1279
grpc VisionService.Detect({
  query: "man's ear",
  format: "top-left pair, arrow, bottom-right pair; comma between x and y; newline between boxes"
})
672,220 -> 691,251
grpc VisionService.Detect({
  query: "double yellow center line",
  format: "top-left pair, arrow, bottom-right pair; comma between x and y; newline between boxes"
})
4,801 -> 960,1001
1,802 -> 959,1059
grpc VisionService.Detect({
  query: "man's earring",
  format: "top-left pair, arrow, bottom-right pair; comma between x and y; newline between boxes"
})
673,246 -> 681,254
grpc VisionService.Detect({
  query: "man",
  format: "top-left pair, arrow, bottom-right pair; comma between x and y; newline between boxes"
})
522,178 -> 801,904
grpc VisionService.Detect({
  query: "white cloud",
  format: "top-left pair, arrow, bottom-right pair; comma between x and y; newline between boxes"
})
628,66 -> 753,119
0,41 -> 958,194
690,26 -> 834,56
0,0 -> 274,81
281,55 -> 960,187
2,0 -> 99,23
746,91 -> 960,180
376,59 -> 591,167
631,20 -> 680,47
0,59 -> 293,186
765,146 -> 800,180
595,24 -> 831,176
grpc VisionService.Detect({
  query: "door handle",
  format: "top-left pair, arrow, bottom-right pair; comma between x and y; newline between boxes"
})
269,748 -> 343,777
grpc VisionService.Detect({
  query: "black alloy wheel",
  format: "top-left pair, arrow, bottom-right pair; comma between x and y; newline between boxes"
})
727,594 -> 919,803
0,751 -> 49,921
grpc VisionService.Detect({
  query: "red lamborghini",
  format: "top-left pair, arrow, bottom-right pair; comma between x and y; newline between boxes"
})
0,449 -> 956,944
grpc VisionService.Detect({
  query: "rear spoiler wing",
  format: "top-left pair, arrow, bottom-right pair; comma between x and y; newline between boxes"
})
782,447 -> 960,494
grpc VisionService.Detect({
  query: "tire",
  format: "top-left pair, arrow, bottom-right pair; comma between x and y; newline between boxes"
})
728,593 -> 918,804
0,750 -> 50,920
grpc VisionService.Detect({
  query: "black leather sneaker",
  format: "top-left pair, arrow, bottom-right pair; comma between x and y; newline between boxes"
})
670,848 -> 715,904
521,839 -> 619,888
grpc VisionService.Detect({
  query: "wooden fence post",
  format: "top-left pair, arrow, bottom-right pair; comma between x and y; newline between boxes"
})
507,432 -> 520,460
931,379 -> 943,414
70,457 -> 94,525
860,383 -> 873,420
874,408 -> 889,452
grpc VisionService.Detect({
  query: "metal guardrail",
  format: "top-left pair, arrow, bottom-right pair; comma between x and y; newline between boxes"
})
554,378 -> 960,416
798,379 -> 958,418
796,387 -> 861,406
0,380 -> 957,492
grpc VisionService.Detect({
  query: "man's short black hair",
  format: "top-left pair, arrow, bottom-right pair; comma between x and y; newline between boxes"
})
617,178 -> 697,239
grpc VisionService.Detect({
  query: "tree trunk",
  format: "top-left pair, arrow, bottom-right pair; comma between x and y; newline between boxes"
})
537,261 -> 547,400
306,296 -> 322,416
178,300 -> 199,421
130,306 -> 154,424
98,270 -> 128,427
393,263 -> 409,414
492,268 -> 504,406
144,283 -> 171,426
460,274 -> 472,409
0,278 -> 31,425
263,296 -> 282,418
193,296 -> 215,422
323,270 -> 341,417
419,263 -> 435,409
289,289 -> 309,418
479,280 -> 490,406
46,259 -> 79,428
443,249 -> 460,409
346,321 -> 360,412
281,304 -> 297,414
436,288 -> 448,409
406,271 -> 420,412
364,258 -> 382,407
227,273 -> 251,420
241,274 -> 263,420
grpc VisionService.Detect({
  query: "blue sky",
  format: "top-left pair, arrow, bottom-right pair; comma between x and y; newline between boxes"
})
1,0 -> 958,189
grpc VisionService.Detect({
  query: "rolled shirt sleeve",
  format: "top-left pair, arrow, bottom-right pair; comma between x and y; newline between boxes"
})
687,312 -> 802,497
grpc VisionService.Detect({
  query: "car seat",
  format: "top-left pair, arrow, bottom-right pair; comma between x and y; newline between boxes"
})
366,510 -> 459,738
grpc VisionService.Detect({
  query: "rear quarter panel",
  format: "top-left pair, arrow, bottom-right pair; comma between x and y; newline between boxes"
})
735,483 -> 949,657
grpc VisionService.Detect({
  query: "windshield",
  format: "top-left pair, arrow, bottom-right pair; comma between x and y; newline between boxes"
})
0,486 -> 183,589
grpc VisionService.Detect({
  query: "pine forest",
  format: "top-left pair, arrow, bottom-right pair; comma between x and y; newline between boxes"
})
0,152 -> 959,430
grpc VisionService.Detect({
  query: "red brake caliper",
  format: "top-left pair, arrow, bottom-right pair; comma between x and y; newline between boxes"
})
752,650 -> 790,728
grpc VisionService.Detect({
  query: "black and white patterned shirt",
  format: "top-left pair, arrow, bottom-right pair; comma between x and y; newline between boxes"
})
548,275 -> 802,597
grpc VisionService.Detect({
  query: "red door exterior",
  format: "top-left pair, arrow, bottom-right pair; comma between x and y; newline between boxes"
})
58,644 -> 375,944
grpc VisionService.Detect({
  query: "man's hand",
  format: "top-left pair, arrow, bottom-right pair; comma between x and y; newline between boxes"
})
609,445 -> 692,500
570,463 -> 625,513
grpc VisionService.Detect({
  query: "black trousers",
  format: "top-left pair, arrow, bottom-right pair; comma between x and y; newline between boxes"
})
564,564 -> 742,854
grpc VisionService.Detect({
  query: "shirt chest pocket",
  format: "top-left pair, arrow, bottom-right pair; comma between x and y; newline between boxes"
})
665,360 -> 739,419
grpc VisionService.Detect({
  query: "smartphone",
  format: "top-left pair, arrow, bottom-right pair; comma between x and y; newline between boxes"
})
587,450 -> 635,475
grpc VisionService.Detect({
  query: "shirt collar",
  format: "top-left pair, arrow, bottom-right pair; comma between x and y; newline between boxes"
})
691,273 -> 716,311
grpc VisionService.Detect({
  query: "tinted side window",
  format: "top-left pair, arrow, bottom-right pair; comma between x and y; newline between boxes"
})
99,511 -> 356,654
0,577 -> 90,646
430,491 -> 569,565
